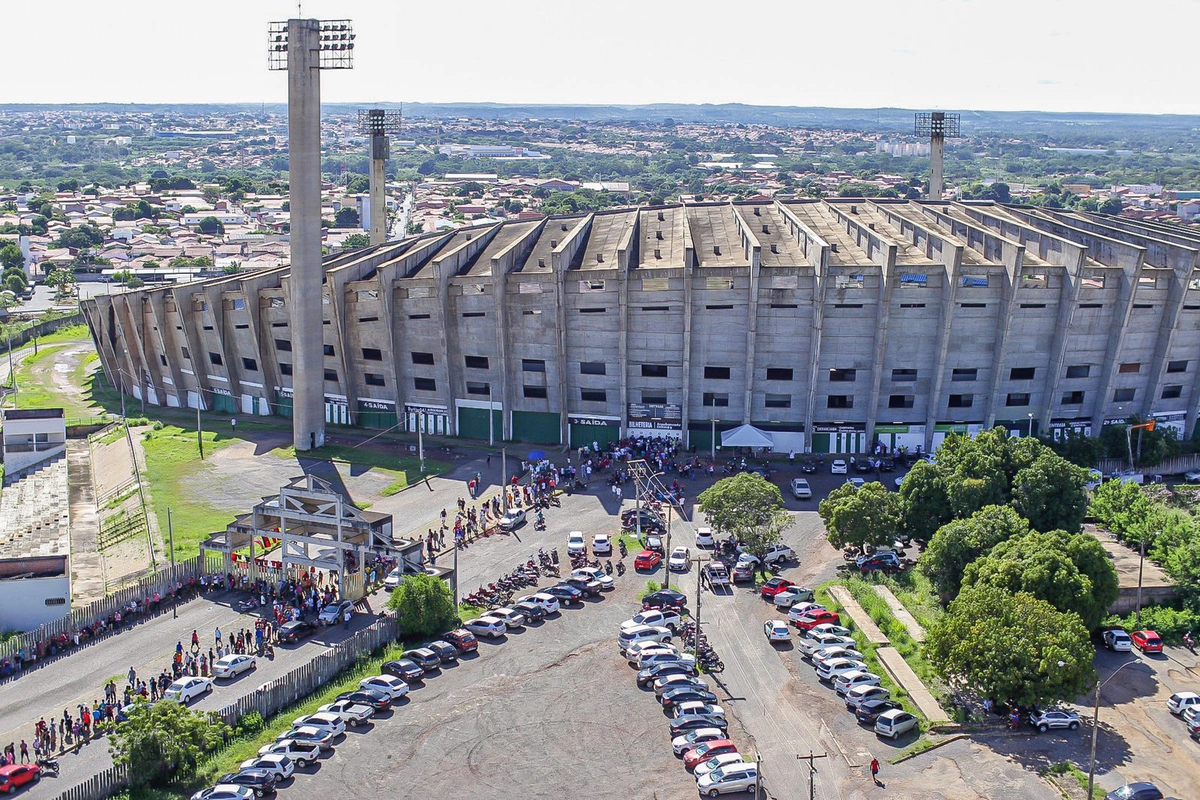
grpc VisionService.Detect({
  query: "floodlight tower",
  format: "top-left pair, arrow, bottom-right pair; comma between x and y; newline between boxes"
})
357,109 -> 402,245
914,111 -> 960,201
268,18 -> 354,452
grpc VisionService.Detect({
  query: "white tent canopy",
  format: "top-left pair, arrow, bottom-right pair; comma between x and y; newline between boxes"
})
720,424 -> 774,449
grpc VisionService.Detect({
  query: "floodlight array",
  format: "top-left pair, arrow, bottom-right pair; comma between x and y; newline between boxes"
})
914,111 -> 961,139
358,109 -> 403,136
267,20 -> 355,70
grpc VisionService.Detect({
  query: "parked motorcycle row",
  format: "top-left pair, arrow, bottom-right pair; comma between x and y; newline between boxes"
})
462,549 -> 561,608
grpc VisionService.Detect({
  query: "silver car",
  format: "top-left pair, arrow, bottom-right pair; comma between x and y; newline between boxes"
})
696,762 -> 758,796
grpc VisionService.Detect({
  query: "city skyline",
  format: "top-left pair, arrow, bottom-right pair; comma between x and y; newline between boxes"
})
12,0 -> 1200,116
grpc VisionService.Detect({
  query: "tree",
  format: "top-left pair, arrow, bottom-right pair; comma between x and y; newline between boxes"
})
962,529 -> 1118,630
927,585 -> 1095,708
46,267 -> 77,296
5,274 -> 25,295
1012,451 -> 1089,533
105,699 -> 229,787
898,459 -> 950,544
202,186 -> 220,205
197,216 -> 225,235
0,244 -> 25,271
698,473 -> 792,571
334,207 -> 361,228
920,505 -> 1030,602
342,233 -> 371,249
818,481 -> 902,554
221,262 -> 244,275
1088,479 -> 1153,543
387,572 -> 458,640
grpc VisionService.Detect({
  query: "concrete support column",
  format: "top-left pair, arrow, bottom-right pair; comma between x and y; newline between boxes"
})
369,134 -> 388,245
929,136 -> 944,201
288,18 -> 325,451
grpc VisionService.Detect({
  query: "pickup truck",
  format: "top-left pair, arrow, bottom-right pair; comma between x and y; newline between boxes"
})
705,562 -> 730,587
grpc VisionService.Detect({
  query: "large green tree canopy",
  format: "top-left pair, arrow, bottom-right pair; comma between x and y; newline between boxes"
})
818,480 -> 902,554
920,505 -> 1030,602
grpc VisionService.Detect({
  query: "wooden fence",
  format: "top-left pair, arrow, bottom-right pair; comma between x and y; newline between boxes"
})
52,764 -> 128,800
0,554 -> 210,668
215,616 -> 399,726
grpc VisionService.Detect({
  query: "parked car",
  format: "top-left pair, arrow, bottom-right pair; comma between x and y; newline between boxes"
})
642,589 -> 687,611
592,533 -> 613,555
238,754 -> 295,781
316,700 -> 373,726
695,527 -> 716,548
859,552 -> 903,574
801,458 -> 820,473
215,769 -> 277,797
487,608 -> 527,630
787,603 -> 828,623
290,712 -> 346,737
163,676 -> 213,703
564,575 -> 602,597
544,583 -> 584,606
815,657 -> 868,682
764,620 -> 791,642
513,599 -> 548,622
844,685 -> 890,711
705,562 -> 731,587
1103,629 -> 1133,652
383,567 -> 408,589
464,617 -> 507,639
191,787 -> 255,800
443,628 -> 479,653
566,530 -> 587,555
498,508 -> 527,530
669,713 -> 729,737
808,622 -> 853,639
0,764 -> 40,794
855,698 -> 903,725
318,599 -> 354,626
661,686 -> 719,709
277,620 -> 319,644
875,708 -> 919,740
637,651 -> 695,671
334,688 -> 391,711
741,543 -> 795,567
634,550 -> 662,570
257,739 -> 320,767
696,762 -> 758,796
404,647 -> 443,671
518,593 -> 561,616
834,670 -> 882,697
358,675 -> 409,701
759,577 -> 796,599
655,673 -> 706,697
731,563 -> 755,583
799,632 -> 856,657
213,654 -> 257,679
1167,691 -> 1200,715
791,477 -> 813,499
668,546 -> 691,571
794,610 -> 842,631
572,565 -> 614,590
1131,630 -> 1163,653
693,753 -> 746,781
426,640 -> 459,663
638,662 -> 698,687
1104,782 -> 1164,800
645,534 -> 665,554
623,609 -> 681,633
618,624 -> 672,654
812,645 -> 864,667
846,477 -> 866,489
831,459 -> 848,474
684,739 -> 738,770
671,727 -> 726,756
1029,709 -> 1081,732
282,727 -> 335,751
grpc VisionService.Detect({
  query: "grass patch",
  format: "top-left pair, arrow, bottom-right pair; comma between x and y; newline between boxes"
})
1040,762 -> 1106,799
101,486 -> 139,511
889,735 -> 940,763
638,579 -> 663,600
270,442 -> 447,494
457,604 -> 484,622
140,425 -> 236,559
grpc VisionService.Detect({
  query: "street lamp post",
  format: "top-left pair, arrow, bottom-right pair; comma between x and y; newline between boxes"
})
1027,411 -> 1034,438
1087,660 -> 1146,798
418,411 -> 425,473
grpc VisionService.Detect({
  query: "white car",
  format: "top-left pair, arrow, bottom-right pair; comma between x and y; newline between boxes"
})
845,684 -> 890,710
738,542 -> 794,566
1102,629 -> 1133,652
626,639 -> 679,661
774,588 -> 815,609
464,616 -> 507,639
697,762 -> 758,796
498,508 -> 527,530
674,701 -> 725,719
318,599 -> 354,625
163,676 -> 213,704
790,477 -> 813,499
834,670 -> 881,696
519,593 -> 561,615
239,753 -> 296,780
694,752 -> 746,780
813,646 -> 865,667
831,459 -> 848,475
358,674 -> 409,701
258,738 -> 320,767
291,712 -> 346,738
567,531 -> 587,555
809,622 -> 853,639
317,699 -> 374,726
622,609 -> 681,633
383,567 -> 408,589
764,620 -> 790,642
212,654 -> 256,679
192,786 -> 253,800
671,726 -> 726,756
617,624 -> 672,653
668,546 -> 691,572
799,633 -> 856,657
695,527 -> 716,548
1186,470 -> 1200,483
571,566 -> 614,590
846,477 -> 866,489
592,533 -> 613,555
815,657 -> 867,682
787,603 -> 827,624
638,651 -> 696,671
1168,692 -> 1200,715
490,607 -> 527,629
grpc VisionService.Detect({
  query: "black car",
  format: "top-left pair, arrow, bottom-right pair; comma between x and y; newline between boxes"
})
800,459 -> 820,474
513,600 -> 547,622
544,583 -> 584,605
427,641 -> 459,662
637,661 -> 698,687
660,687 -> 719,708
641,589 -> 687,611
564,576 -> 602,598
1104,783 -> 1164,800
622,508 -> 664,527
879,458 -> 895,472
644,534 -> 665,554
336,688 -> 392,711
277,620 -> 319,644
855,699 -> 903,725
855,459 -> 875,473
731,563 -> 755,583
405,648 -> 442,672
218,769 -> 278,795
381,658 -> 424,683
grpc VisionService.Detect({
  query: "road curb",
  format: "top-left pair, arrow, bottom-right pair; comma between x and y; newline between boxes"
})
890,732 -> 969,763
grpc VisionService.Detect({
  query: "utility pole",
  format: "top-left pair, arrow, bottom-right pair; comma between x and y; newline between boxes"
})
1136,535 -> 1148,628
452,531 -> 459,608
501,447 -> 508,511
710,414 -> 716,460
664,503 -> 672,591
755,751 -> 764,799
196,397 -> 204,459
689,554 -> 711,654
168,508 -> 178,619
796,752 -> 828,800
488,384 -> 494,447
418,411 -> 425,473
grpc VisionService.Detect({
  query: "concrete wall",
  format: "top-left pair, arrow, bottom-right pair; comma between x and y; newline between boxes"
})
0,574 -> 70,632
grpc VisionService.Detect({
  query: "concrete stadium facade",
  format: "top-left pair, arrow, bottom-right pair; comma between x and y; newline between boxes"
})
81,198 -> 1200,454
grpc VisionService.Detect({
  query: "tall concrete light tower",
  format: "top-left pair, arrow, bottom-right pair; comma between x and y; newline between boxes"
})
914,111 -> 960,201
357,109 -> 402,245
268,18 -> 354,451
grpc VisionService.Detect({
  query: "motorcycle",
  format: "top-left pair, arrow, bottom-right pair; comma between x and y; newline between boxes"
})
35,757 -> 59,776
615,561 -> 626,576
1185,631 -> 1196,654
618,539 -> 628,558
604,560 -> 613,576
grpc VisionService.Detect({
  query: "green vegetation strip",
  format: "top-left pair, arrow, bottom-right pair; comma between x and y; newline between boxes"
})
1039,761 -> 1107,800
140,425 -> 236,559
270,442 -> 448,494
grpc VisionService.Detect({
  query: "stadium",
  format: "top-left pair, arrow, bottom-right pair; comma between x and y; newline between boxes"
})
82,197 -> 1200,454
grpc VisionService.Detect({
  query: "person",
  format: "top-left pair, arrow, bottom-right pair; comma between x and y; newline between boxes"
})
19,740 -> 28,763
789,449 -> 796,465
870,757 -> 880,785
230,418 -> 237,432
1185,630 -> 1195,653
343,608 -> 352,630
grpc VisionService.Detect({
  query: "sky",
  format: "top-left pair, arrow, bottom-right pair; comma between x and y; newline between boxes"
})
8,0 -> 1200,115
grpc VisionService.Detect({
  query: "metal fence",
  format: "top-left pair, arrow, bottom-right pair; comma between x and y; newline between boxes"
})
52,764 -> 128,800
0,554 -> 210,669
1098,453 -> 1200,476
215,616 -> 399,726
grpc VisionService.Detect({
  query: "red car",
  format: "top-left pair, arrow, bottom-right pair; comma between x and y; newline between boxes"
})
443,628 -> 478,654
634,550 -> 662,570
794,610 -> 841,631
1131,630 -> 1163,654
759,577 -> 796,599
683,739 -> 737,770
0,764 -> 41,793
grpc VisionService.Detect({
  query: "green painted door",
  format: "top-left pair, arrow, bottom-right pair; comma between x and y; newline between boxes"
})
458,406 -> 502,440
511,410 -> 560,444
275,394 -> 293,418
811,432 -> 831,453
211,393 -> 238,414
569,423 -> 619,449
358,408 -> 398,430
